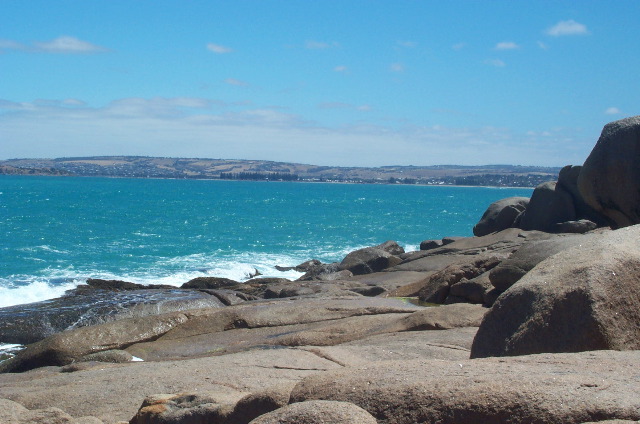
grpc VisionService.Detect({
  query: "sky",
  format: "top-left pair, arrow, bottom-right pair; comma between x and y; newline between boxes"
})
1,1 -> 638,167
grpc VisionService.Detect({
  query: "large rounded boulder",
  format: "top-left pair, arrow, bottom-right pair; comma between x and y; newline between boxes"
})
578,116 -> 640,228
471,224 -> 640,358
472,197 -> 529,236
518,181 -> 576,232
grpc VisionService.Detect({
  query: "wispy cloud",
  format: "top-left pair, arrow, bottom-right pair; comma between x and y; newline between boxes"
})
484,59 -> 506,67
0,36 -> 108,54
305,40 -> 339,50
397,41 -> 417,48
452,42 -> 466,51
605,107 -> 621,115
334,65 -> 348,73
537,41 -> 548,50
206,43 -> 233,54
0,97 -> 592,166
545,20 -> 589,36
318,102 -> 371,111
390,63 -> 405,72
495,41 -> 519,50
224,78 -> 249,87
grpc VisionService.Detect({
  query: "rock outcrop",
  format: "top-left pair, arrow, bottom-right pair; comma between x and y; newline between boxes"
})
471,224 -> 640,358
578,115 -> 640,228
472,196 -> 529,236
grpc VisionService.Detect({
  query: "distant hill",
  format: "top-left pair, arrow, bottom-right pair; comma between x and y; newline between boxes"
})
0,156 -> 561,187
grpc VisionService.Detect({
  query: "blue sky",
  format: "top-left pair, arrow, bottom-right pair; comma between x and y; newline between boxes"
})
1,1 -> 638,167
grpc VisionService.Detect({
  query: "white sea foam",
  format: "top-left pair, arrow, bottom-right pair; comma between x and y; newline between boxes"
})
0,279 -> 80,308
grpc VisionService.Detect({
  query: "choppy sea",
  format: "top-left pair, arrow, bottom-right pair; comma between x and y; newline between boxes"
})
1,175 -> 532,310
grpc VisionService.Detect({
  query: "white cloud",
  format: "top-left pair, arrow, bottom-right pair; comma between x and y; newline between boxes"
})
545,20 -> 589,36
484,59 -> 506,67
605,107 -> 621,115
334,65 -> 348,73
495,41 -> 519,50
33,36 -> 108,53
206,43 -> 233,54
1,36 -> 108,53
224,78 -> 249,87
452,42 -> 466,50
390,63 -> 405,72
537,41 -> 548,50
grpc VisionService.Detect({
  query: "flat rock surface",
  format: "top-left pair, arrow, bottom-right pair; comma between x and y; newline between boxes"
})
0,348 -> 341,424
290,350 -> 640,424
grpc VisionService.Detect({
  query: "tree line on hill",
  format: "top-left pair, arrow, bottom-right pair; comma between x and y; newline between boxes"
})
219,172 -> 300,181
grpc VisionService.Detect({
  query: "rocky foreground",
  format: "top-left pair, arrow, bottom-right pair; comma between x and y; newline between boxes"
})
1,117 -> 640,423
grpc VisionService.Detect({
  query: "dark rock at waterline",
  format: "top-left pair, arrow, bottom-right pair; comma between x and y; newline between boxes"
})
419,239 -> 443,251
83,278 -> 174,291
578,116 -> 640,228
181,277 -> 241,289
338,241 -> 404,276
0,289 -> 226,345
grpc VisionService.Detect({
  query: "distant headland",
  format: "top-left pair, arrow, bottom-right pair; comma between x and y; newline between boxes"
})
0,156 -> 559,187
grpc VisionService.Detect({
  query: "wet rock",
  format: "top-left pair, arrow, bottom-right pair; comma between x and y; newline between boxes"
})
0,312 -> 188,373
0,289 -> 224,345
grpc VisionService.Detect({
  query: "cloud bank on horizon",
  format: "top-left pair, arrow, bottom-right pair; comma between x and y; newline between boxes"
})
1,1 -> 638,167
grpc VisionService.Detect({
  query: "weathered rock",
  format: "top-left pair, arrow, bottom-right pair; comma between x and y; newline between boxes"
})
79,349 -> 134,363
0,312 -> 188,373
387,303 -> 487,331
129,391 -> 245,424
472,225 -> 640,358
473,197 -> 530,237
442,236 -> 466,245
488,233 -> 595,292
0,348 -> 342,423
348,270 -> 433,295
418,255 -> 503,303
448,271 -> 493,304
289,350 -> 640,424
0,398 -> 103,424
578,116 -> 640,228
83,278 -> 173,291
125,297 -> 422,361
395,228 -> 535,272
552,219 -> 598,234
339,242 -> 403,275
0,289 -> 224,345
181,276 -> 241,289
249,400 -> 377,424
557,165 -> 608,226
518,181 -> 576,232
419,239 -> 443,251
227,383 -> 297,424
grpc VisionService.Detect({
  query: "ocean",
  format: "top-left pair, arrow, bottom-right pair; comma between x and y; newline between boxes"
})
0,175 -> 532,309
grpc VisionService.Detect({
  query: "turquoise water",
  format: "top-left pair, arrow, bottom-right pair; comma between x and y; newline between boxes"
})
0,176 -> 532,307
